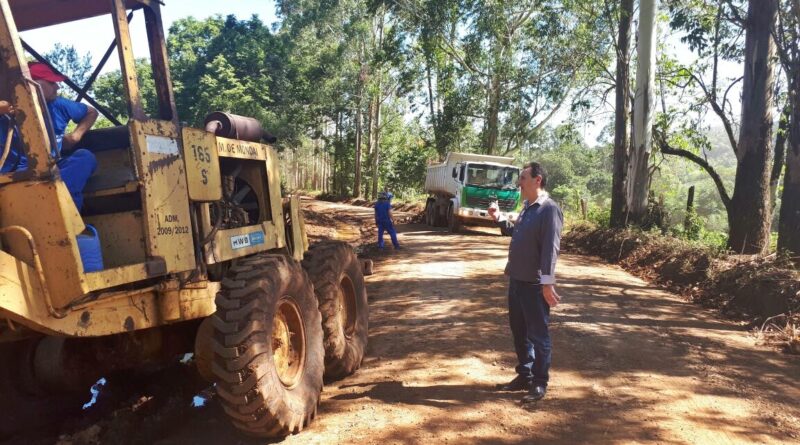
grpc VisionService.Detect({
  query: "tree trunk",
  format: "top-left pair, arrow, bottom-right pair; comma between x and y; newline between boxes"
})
778,71 -> 800,257
610,0 -> 634,228
727,0 -> 777,254
426,57 -> 441,155
485,74 -> 501,155
370,94 -> 382,200
365,97 -> 374,198
627,0 -> 658,224
368,10 -> 385,200
353,72 -> 364,198
771,104 -> 790,210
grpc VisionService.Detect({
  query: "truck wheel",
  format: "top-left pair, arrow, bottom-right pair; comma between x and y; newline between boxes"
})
425,199 -> 435,226
302,241 -> 369,380
212,254 -> 324,438
433,202 -> 447,227
447,204 -> 461,233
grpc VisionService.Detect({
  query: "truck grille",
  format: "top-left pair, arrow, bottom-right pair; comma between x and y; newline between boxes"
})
465,196 -> 517,212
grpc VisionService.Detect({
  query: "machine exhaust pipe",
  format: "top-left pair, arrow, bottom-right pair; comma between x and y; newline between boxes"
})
203,111 -> 277,143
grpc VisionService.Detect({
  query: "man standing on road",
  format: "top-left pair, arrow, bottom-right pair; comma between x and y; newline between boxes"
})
489,162 -> 563,403
375,191 -> 401,250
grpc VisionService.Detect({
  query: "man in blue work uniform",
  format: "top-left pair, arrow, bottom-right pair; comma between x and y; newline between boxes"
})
0,62 -> 98,211
489,162 -> 563,403
375,191 -> 400,249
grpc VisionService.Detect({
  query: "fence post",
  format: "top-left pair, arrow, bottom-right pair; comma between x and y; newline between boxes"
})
684,185 -> 695,232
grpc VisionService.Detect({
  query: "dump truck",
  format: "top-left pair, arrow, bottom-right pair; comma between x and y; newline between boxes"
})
0,0 -> 368,439
424,152 -> 521,234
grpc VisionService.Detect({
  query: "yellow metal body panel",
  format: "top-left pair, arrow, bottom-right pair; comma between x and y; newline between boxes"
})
0,181 -> 88,308
130,120 -> 195,274
289,196 -> 308,261
111,0 -> 147,120
84,212 -> 146,268
0,249 -> 218,336
182,128 -> 222,201
205,136 -> 289,262
0,0 -> 57,178
216,136 -> 268,161
205,222 -> 280,264
84,263 -> 150,292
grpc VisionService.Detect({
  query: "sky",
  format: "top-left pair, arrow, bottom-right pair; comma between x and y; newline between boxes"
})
20,0 -> 279,74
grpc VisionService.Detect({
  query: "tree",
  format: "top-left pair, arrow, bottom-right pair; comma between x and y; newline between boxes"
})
774,0 -> 800,257
627,0 -> 659,224
726,0 -> 778,253
658,0 -> 778,253
92,58 -> 157,120
611,0 -> 634,228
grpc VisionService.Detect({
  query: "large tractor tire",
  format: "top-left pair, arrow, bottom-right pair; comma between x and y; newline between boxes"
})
302,241 -> 369,380
0,340 -> 84,439
447,203 -> 462,233
212,254 -> 324,438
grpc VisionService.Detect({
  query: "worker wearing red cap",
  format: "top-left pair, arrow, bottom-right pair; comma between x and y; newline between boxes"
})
1,62 -> 99,210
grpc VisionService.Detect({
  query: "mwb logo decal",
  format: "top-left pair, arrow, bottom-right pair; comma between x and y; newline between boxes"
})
230,231 -> 266,249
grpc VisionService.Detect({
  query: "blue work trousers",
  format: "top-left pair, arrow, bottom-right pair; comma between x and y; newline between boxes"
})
507,278 -> 551,387
58,149 -> 97,211
377,220 -> 400,249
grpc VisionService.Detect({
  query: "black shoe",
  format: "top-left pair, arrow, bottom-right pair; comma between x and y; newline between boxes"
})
495,375 -> 532,391
521,385 -> 546,403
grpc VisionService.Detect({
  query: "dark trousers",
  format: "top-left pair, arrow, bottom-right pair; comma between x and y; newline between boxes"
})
377,220 -> 399,248
508,278 -> 551,387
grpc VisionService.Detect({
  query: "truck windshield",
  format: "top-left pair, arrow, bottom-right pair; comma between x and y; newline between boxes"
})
466,164 -> 519,190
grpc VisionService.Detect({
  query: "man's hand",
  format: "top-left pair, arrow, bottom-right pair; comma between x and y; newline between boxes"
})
487,200 -> 500,221
61,132 -> 82,152
0,101 -> 15,115
542,284 -> 561,307
62,106 -> 98,152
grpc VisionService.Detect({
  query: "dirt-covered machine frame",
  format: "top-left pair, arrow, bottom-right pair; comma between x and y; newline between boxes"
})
0,0 -> 368,439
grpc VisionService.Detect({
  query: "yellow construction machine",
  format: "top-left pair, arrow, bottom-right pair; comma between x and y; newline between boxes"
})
0,0 -> 368,438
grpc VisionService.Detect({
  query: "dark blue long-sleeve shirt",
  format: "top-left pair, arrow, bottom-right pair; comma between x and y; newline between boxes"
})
497,192 -> 563,284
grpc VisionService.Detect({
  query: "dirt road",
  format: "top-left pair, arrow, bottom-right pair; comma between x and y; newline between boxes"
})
36,199 -> 800,445
147,199 -> 800,445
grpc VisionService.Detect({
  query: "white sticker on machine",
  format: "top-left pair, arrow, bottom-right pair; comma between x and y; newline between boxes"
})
145,135 -> 179,155
230,231 -> 266,250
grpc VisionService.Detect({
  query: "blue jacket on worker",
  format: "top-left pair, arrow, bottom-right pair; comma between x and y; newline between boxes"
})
375,192 -> 400,249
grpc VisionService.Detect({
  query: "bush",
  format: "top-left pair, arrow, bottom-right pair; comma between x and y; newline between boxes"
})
684,208 -> 702,241
587,206 -> 610,228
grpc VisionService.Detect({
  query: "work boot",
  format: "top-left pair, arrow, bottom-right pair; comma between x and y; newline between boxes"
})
495,375 -> 532,391
521,385 -> 547,403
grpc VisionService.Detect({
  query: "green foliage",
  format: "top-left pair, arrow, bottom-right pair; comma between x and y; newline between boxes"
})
528,124 -> 613,212
684,207 -> 702,240
43,43 -> 93,89
92,58 -> 158,121
587,206 -> 611,228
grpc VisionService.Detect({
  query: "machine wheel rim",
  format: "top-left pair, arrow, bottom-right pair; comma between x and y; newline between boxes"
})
337,275 -> 358,339
272,298 -> 306,388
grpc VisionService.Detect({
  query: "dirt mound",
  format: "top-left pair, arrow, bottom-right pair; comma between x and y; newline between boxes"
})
564,224 -> 718,287
564,223 -> 800,352
312,195 -> 425,224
